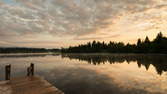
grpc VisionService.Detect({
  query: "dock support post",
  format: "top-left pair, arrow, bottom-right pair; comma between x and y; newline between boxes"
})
27,63 -> 34,77
31,63 -> 34,76
5,64 -> 11,80
27,67 -> 31,76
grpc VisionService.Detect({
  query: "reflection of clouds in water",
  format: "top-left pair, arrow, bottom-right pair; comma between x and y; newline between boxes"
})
0,54 -> 167,94
39,65 -> 152,94
37,60 -> 166,93
88,62 -> 167,94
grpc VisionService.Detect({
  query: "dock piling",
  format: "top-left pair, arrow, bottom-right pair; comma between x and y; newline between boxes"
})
31,63 -> 34,76
5,64 -> 11,80
27,67 -> 31,76
27,63 -> 34,76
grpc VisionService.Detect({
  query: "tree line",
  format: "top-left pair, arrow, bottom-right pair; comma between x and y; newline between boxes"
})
0,47 -> 60,53
62,32 -> 167,54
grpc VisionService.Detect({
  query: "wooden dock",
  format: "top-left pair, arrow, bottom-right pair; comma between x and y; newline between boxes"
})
0,64 -> 64,94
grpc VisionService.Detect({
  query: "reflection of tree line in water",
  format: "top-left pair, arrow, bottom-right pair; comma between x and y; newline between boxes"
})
61,54 -> 167,75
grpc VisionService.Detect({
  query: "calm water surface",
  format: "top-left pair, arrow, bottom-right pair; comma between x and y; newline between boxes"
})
0,54 -> 167,94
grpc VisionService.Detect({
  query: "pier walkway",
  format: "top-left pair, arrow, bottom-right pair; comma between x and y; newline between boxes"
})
0,64 -> 64,94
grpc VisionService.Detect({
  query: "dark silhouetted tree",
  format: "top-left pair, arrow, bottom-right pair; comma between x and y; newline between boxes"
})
61,32 -> 167,54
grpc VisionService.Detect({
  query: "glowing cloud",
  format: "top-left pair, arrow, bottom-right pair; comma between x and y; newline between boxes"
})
0,0 -> 167,48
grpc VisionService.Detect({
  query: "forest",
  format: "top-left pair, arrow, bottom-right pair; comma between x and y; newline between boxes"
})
62,32 -> 167,54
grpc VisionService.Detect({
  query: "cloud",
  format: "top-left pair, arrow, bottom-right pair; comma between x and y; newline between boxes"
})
74,34 -> 120,41
0,0 -> 167,48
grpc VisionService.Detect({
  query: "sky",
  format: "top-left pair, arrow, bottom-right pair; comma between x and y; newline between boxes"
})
0,0 -> 167,48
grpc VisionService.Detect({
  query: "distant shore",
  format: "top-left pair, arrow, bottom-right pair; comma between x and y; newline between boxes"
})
62,32 -> 167,54
0,52 -> 60,57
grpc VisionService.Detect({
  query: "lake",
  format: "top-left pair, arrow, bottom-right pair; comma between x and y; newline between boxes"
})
0,53 -> 167,94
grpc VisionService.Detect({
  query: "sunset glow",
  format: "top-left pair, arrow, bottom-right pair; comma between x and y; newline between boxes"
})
0,0 -> 167,48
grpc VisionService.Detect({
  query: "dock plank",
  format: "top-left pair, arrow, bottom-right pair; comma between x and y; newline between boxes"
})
0,76 -> 64,94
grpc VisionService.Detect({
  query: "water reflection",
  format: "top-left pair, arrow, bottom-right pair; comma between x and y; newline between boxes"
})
62,54 -> 167,75
0,54 -> 167,94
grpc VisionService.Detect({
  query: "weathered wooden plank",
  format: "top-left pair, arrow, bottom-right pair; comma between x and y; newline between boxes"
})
0,76 -> 64,94
10,76 -> 41,85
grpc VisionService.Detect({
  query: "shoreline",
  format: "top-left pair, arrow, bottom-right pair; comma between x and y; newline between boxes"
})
0,53 -> 166,57
61,53 -> 167,55
0,52 -> 60,57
